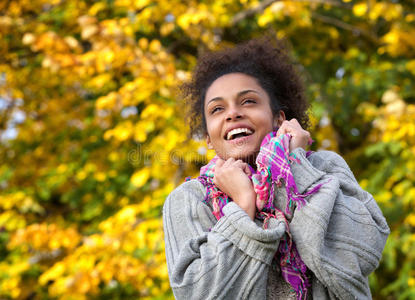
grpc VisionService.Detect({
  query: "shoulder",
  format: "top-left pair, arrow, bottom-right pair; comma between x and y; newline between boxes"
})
163,179 -> 215,231
307,150 -> 352,173
167,179 -> 207,203
307,150 -> 359,186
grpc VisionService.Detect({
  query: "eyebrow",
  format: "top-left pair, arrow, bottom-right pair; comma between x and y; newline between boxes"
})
206,89 -> 259,106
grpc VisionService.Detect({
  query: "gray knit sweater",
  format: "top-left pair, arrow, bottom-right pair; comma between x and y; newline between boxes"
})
163,148 -> 390,299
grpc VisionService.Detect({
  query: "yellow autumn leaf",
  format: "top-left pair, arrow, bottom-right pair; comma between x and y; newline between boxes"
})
131,168 -> 150,188
160,23 -> 175,36
149,39 -> 162,53
258,10 -> 274,27
138,37 -> 148,50
141,104 -> 160,118
81,24 -> 99,39
353,3 -> 367,17
383,30 -> 399,45
94,172 -> 106,182
405,213 -> 415,227
89,2 -> 107,16
39,262 -> 66,285
134,125 -> 147,142
177,14 -> 191,30
406,60 -> 415,75
22,33 -> 35,45
96,92 -> 117,110
111,121 -> 133,141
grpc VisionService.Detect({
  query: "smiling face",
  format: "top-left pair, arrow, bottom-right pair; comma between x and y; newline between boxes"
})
204,73 -> 285,163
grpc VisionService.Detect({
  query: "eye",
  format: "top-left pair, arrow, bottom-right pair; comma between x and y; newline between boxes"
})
210,106 -> 223,114
242,99 -> 256,104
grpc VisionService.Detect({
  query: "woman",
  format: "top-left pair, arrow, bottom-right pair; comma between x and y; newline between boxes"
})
163,38 -> 389,299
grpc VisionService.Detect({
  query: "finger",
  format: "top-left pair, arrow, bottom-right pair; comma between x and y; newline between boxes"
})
223,157 -> 235,167
241,163 -> 252,176
290,120 -> 306,134
288,118 -> 301,127
224,160 -> 243,173
232,160 -> 252,176
216,158 -> 225,166
276,122 -> 289,137
215,158 -> 225,170
287,119 -> 310,138
278,120 -> 303,136
232,159 -> 245,169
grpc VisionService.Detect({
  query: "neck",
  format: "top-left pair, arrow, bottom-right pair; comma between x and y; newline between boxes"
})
245,155 -> 257,169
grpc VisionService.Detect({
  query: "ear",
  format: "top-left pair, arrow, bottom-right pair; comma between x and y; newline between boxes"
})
206,135 -> 214,149
273,110 -> 286,129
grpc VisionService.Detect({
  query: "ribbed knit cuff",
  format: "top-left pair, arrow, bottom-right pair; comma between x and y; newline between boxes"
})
211,202 -> 285,265
290,148 -> 325,194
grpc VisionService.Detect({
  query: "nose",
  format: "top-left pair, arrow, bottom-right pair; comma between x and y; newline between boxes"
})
225,106 -> 242,121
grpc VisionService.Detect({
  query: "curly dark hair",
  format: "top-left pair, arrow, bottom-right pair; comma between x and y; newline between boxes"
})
182,37 -> 310,138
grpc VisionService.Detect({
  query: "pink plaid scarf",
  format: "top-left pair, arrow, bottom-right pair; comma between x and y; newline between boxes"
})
195,132 -> 324,299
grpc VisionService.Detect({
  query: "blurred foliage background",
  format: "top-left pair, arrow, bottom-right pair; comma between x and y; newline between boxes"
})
0,0 -> 414,299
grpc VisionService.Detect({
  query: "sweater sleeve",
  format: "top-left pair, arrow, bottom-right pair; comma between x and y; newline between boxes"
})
163,179 -> 286,300
288,148 -> 390,300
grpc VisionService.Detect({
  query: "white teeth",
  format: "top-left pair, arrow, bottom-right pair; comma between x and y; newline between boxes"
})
226,128 -> 253,140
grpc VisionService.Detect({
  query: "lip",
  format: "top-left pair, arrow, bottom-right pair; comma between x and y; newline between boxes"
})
225,133 -> 255,145
223,124 -> 255,140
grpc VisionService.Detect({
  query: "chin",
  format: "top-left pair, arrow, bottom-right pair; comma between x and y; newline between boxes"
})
230,150 -> 259,165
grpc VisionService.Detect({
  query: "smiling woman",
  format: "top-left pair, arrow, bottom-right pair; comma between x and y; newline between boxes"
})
204,73 -> 280,163
163,37 -> 390,300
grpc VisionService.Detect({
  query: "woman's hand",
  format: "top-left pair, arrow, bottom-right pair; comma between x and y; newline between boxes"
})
213,158 -> 256,220
276,119 -> 311,152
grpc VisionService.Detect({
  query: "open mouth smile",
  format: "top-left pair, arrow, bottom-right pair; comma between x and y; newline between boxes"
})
224,127 -> 255,141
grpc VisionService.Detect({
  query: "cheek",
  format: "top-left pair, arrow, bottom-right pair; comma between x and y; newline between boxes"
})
261,114 -> 275,131
205,118 -> 219,139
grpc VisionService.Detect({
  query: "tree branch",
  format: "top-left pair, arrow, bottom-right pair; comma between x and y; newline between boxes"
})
230,0 -> 351,26
311,12 -> 378,43
294,0 -> 351,8
231,0 -> 280,26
